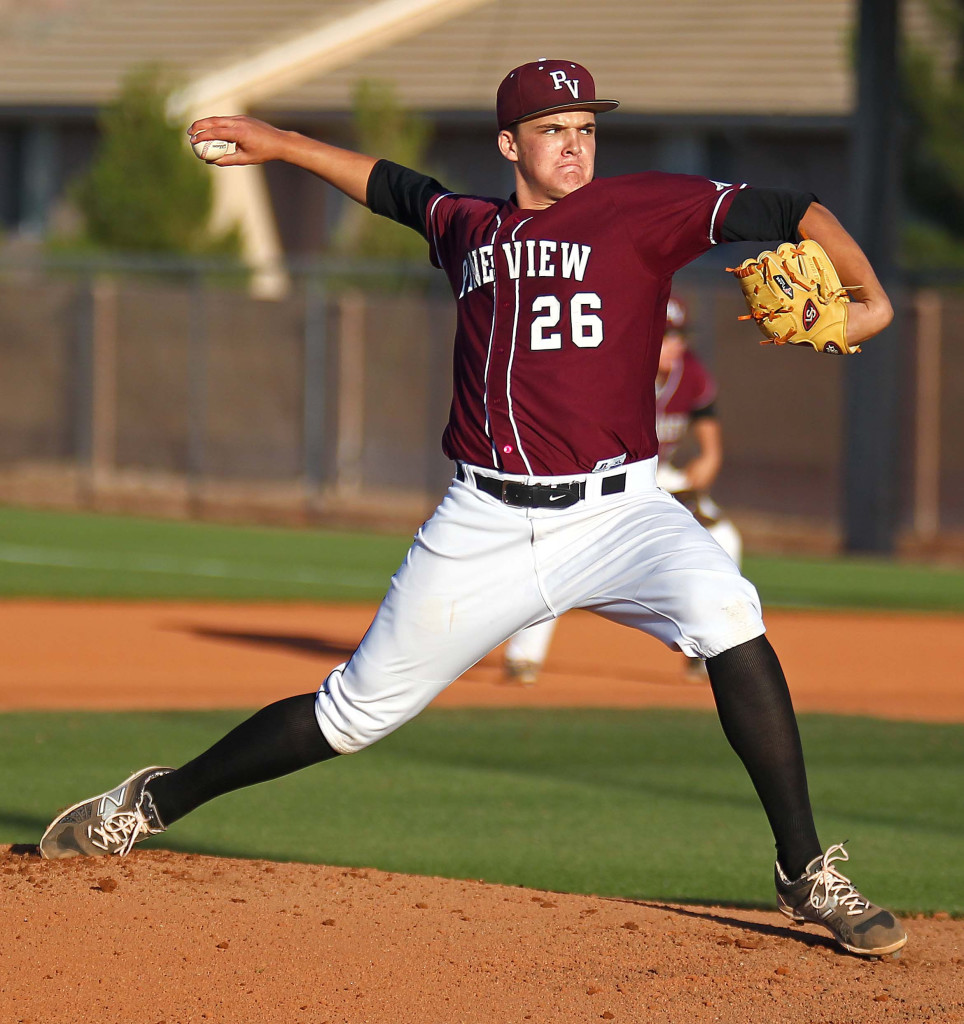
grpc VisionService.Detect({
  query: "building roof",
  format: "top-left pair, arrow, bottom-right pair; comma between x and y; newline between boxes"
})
0,0 -> 372,107
269,0 -> 856,118
0,0 -> 945,119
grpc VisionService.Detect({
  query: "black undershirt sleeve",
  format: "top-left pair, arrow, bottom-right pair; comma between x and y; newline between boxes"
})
689,402 -> 717,422
366,159 -> 450,239
721,188 -> 818,244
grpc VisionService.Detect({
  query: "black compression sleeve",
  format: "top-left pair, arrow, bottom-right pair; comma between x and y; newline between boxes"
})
689,403 -> 717,421
366,159 -> 450,239
721,188 -> 818,244
706,636 -> 821,879
147,694 -> 338,825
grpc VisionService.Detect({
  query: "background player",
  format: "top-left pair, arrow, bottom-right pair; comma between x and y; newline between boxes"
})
503,294 -> 741,684
40,59 -> 905,958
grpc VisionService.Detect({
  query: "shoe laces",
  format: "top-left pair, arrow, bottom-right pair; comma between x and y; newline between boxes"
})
808,843 -> 870,917
88,798 -> 158,856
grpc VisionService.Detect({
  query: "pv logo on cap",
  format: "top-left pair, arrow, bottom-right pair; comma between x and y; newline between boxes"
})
549,70 -> 580,98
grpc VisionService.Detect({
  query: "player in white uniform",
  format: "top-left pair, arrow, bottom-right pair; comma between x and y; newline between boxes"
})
504,296 -> 741,683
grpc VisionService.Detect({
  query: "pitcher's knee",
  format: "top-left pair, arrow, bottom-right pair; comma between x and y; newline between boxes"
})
688,579 -> 765,659
313,662 -> 433,754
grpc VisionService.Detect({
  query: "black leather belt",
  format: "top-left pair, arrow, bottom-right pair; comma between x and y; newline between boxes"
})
456,463 -> 627,509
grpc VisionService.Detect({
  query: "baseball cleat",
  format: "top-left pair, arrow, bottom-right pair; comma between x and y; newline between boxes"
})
39,766 -> 173,859
503,659 -> 539,686
775,843 -> 907,957
683,656 -> 709,681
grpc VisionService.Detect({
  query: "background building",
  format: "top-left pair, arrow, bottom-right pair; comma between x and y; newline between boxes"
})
0,0 -> 961,556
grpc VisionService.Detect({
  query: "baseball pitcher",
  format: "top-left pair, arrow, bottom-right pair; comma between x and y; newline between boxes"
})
40,60 -> 905,958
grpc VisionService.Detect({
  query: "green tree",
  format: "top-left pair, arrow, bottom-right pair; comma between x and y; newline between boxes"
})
901,1 -> 964,269
69,64 -> 239,257
332,79 -> 435,266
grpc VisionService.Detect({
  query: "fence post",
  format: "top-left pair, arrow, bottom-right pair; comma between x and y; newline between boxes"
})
88,274 -> 118,499
913,289 -> 942,543
302,275 -> 328,513
186,271 -> 208,515
333,289 -> 365,498
843,0 -> 900,553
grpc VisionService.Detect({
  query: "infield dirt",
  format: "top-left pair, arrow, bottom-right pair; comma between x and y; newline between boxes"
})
1,601 -> 962,1023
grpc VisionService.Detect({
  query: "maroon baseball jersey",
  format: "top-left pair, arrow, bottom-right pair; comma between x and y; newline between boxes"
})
655,349 -> 717,462
425,173 -> 746,475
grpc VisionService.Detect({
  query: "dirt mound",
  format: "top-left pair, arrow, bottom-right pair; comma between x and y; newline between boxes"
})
2,846 -> 961,1024
3,603 -> 964,1021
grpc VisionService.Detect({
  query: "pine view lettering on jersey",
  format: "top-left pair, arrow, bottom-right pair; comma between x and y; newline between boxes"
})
460,240 -> 593,297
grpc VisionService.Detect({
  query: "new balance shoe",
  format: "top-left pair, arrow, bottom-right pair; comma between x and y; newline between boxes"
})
684,656 -> 709,681
39,766 -> 173,859
503,659 -> 539,686
776,843 -> 907,957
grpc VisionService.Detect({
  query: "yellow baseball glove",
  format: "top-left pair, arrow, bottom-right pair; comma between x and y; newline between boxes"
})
728,239 -> 859,354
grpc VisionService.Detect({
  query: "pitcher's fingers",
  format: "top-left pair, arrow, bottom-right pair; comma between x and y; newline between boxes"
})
187,115 -> 244,140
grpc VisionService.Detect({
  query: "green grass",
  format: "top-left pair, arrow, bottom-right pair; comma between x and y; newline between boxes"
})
0,505 -> 411,601
3,708 -> 961,914
2,504 -> 964,610
3,508 -> 959,913
742,553 -> 964,612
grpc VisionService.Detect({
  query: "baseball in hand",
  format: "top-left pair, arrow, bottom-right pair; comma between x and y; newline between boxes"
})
191,139 -> 237,162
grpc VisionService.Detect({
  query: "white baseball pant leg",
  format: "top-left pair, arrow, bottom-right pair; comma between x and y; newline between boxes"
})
315,458 -> 765,753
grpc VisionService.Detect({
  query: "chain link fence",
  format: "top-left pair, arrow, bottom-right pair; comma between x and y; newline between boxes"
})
1,255 -> 961,551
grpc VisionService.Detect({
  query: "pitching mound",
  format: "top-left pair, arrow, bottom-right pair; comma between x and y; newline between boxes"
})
2,846 -> 961,1023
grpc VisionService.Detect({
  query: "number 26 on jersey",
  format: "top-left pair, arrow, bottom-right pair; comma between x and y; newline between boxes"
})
530,292 -> 604,349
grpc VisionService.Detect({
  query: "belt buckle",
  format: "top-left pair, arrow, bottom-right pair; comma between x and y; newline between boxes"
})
499,479 -> 529,507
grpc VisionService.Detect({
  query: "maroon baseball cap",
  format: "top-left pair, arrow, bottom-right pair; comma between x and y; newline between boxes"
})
496,59 -> 619,130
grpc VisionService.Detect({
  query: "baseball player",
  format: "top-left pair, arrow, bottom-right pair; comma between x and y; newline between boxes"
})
40,60 -> 905,958
503,294 -> 741,684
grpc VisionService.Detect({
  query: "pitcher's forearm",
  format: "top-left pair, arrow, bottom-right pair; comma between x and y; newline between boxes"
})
188,115 -> 378,206
798,203 -> 893,343
270,131 -> 377,205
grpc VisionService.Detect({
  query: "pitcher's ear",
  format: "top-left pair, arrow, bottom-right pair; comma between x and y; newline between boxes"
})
498,129 -> 519,162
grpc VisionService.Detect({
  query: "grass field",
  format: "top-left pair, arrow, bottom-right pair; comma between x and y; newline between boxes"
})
3,708 -> 961,914
2,504 -> 962,914
2,505 -> 964,609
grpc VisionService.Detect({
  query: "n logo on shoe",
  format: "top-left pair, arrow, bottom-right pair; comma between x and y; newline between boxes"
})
98,785 -> 127,815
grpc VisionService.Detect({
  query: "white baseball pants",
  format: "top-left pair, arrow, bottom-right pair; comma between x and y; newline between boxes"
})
504,491 -> 745,669
315,457 -> 765,753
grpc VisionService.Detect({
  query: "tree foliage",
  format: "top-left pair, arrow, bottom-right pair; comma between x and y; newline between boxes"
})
901,0 -> 964,268
71,65 -> 239,257
332,79 -> 435,264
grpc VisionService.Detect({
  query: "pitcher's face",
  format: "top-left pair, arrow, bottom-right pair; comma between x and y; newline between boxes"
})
499,110 -> 596,205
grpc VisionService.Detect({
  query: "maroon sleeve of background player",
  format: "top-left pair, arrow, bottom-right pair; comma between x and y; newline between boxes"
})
683,350 -> 718,410
607,172 -> 749,277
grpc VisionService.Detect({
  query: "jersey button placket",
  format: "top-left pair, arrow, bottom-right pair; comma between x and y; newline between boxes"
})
489,221 -> 522,471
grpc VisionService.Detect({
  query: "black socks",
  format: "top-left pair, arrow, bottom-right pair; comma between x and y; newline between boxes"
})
147,693 -> 338,826
144,640 -> 820,883
706,635 -> 822,880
